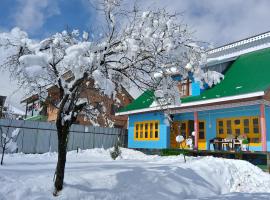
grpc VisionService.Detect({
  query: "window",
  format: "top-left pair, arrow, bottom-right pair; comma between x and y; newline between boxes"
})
218,121 -> 224,135
199,122 -> 205,139
216,116 -> 261,145
226,120 -> 232,135
177,120 -> 205,141
178,79 -> 192,97
134,121 -> 159,141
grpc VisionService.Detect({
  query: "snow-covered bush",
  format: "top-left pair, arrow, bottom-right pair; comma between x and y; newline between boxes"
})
0,128 -> 20,165
110,137 -> 122,160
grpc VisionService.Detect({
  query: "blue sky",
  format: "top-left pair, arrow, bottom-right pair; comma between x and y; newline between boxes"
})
1,0 -> 270,46
0,0 -> 99,38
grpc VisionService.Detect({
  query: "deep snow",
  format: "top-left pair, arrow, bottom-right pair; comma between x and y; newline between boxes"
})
0,148 -> 269,200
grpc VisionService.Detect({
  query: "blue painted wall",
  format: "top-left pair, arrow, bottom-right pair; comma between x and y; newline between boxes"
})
191,82 -> 201,96
174,104 -> 270,151
128,112 -> 170,149
127,104 -> 270,151
265,105 -> 270,151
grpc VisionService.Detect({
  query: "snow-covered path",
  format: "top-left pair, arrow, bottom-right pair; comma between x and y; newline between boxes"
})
0,148 -> 270,200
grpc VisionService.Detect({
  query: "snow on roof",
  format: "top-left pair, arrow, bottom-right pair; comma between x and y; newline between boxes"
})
207,31 -> 270,66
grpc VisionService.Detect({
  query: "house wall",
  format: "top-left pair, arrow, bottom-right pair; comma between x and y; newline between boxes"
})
46,84 -> 132,128
128,112 -> 170,149
174,104 -> 270,151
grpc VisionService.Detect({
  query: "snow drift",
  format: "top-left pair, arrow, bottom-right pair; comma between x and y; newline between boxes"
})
0,148 -> 269,200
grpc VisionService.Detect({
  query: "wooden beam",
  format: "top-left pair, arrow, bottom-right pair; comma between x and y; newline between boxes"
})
194,111 -> 199,150
260,104 -> 267,151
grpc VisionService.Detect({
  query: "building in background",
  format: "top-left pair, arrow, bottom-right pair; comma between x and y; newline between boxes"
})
21,77 -> 133,128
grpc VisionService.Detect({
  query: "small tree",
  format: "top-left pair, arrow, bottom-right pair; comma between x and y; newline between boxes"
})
110,136 -> 122,160
0,127 -> 20,165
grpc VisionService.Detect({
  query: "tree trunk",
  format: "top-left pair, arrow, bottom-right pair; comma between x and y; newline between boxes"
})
53,125 -> 69,195
1,147 -> 4,165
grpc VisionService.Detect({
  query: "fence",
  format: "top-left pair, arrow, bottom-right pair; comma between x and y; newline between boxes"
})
0,119 -> 128,154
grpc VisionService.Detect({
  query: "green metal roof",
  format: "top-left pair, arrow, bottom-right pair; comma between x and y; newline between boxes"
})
25,115 -> 48,121
118,48 -> 270,113
119,90 -> 155,113
181,48 -> 270,103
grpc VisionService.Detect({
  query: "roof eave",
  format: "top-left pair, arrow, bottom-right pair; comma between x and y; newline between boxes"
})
115,91 -> 265,116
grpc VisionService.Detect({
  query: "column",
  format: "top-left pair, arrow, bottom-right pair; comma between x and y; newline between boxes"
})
260,104 -> 267,151
194,111 -> 199,150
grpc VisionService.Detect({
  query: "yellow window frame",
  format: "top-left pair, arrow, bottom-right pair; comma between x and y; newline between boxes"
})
216,116 -> 261,146
134,120 -> 160,141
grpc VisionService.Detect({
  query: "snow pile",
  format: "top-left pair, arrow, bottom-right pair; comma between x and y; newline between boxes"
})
0,148 -> 269,200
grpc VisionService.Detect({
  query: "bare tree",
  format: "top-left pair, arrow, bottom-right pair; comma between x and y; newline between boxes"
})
0,127 -> 20,165
0,0 -> 222,195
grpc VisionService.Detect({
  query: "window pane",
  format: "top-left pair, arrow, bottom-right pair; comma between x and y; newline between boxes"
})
136,124 -> 139,131
244,128 -> 249,133
135,132 -> 138,138
150,123 -> 153,130
227,120 -> 232,134
253,128 -> 259,133
218,121 -> 223,127
219,128 -> 224,134
243,119 -> 249,126
145,124 -> 148,130
199,122 -> 204,129
234,120 -> 240,125
253,118 -> 259,125
155,131 -> 158,138
155,122 -> 158,129
150,130 -> 153,138
145,131 -> 148,138
199,131 -> 204,139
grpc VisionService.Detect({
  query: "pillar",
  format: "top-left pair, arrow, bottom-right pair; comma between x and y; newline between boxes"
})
194,111 -> 199,150
260,104 -> 267,151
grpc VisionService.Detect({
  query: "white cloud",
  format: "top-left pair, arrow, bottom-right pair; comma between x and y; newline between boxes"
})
13,0 -> 60,33
133,0 -> 270,47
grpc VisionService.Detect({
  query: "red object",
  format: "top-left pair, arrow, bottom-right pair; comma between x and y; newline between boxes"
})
194,111 -> 199,150
260,104 -> 267,151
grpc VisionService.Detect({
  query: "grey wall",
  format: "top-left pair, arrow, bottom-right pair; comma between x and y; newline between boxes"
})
0,119 -> 127,154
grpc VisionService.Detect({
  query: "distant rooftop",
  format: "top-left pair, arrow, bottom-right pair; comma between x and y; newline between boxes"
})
206,31 -> 270,66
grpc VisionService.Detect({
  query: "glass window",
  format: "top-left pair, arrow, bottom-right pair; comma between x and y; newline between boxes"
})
199,121 -> 205,140
253,118 -> 259,134
243,119 -> 249,134
234,119 -> 240,125
144,124 -> 148,138
135,121 -> 159,140
217,116 -> 261,145
227,120 -> 232,134
199,131 -> 204,139
199,122 -> 204,129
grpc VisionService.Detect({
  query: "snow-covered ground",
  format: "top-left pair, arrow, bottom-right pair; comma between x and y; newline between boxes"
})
0,148 -> 270,200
